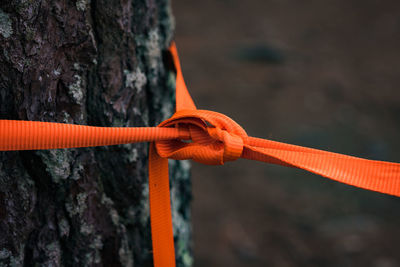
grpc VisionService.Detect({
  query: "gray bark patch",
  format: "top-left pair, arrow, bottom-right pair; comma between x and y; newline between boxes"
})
0,9 -> 13,38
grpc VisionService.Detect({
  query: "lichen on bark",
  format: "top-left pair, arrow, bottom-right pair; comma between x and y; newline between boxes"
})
0,8 -> 13,38
0,0 -> 192,266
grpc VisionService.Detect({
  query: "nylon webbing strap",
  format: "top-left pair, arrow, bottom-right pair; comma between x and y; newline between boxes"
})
1,42 -> 400,267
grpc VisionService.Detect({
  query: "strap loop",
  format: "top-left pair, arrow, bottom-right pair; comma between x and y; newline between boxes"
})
155,109 -> 246,165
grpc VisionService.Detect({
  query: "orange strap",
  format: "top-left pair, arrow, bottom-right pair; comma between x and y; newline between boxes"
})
1,42 -> 400,267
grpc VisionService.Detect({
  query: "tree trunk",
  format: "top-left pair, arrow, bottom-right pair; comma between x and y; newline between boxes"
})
0,1 -> 192,266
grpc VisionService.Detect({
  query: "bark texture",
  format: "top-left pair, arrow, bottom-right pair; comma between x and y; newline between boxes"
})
0,0 -> 192,266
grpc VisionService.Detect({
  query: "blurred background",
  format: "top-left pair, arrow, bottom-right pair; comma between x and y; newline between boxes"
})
172,0 -> 400,266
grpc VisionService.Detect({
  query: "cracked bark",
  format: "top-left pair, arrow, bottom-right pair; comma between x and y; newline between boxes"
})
0,0 -> 192,266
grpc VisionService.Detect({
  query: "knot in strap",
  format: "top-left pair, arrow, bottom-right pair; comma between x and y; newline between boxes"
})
155,110 -> 247,165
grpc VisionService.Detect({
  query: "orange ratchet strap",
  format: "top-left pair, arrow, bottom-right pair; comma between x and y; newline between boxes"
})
1,42 -> 400,267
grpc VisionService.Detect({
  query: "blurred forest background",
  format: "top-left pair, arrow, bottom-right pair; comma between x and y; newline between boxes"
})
172,0 -> 400,266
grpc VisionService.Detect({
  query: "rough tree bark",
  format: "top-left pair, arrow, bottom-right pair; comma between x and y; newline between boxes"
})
0,0 -> 192,266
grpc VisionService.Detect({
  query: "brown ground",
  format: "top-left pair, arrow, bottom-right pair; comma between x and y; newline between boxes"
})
172,1 -> 400,266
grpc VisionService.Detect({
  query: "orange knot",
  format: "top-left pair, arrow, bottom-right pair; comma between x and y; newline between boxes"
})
155,109 -> 247,165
